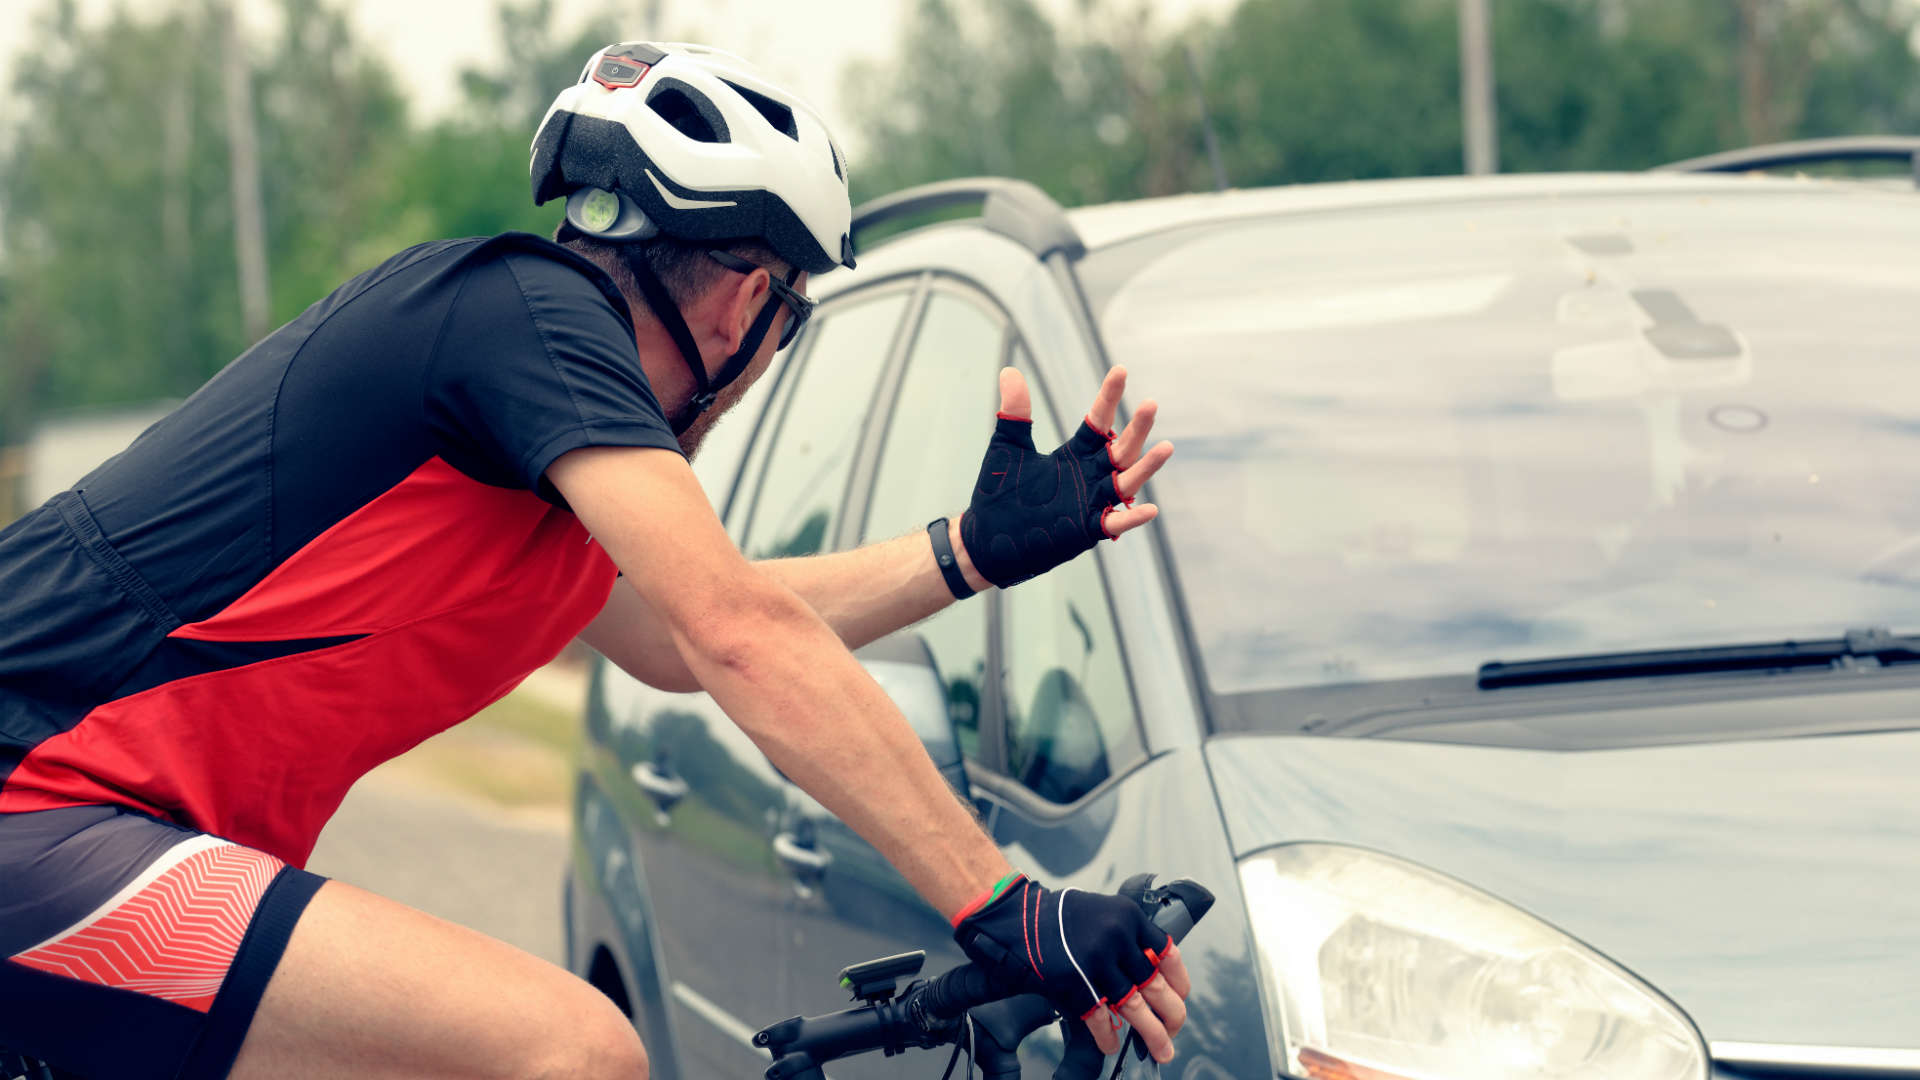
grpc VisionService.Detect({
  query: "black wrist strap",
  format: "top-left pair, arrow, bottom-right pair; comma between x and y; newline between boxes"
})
927,518 -> 975,600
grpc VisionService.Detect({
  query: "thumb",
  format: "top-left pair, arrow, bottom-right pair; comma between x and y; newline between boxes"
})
997,367 -> 1031,421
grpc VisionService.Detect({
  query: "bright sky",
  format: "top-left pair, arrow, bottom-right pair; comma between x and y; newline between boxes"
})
0,0 -> 1241,152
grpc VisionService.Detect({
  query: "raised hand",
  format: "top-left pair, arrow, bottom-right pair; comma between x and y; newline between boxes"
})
956,366 -> 1175,588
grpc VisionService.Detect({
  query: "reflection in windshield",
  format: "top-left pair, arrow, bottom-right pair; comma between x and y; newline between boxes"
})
1094,190 -> 1920,695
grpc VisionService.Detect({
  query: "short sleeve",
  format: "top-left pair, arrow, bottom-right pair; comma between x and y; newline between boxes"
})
427,245 -> 682,505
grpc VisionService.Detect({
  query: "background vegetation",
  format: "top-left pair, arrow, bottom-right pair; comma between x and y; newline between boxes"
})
3,0 -> 1917,453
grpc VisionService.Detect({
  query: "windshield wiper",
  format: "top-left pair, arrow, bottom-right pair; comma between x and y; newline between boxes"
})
1477,627 -> 1920,690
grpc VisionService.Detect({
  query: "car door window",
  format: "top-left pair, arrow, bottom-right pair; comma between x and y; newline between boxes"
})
1000,356 -> 1142,803
860,290 -> 1005,758
738,291 -> 911,558
689,338 -> 796,514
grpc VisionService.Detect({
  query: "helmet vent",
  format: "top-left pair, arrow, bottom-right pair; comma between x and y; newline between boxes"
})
722,80 -> 799,142
646,79 -> 730,143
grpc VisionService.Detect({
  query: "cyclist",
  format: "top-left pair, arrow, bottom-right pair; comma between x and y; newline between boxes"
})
0,42 -> 1185,1080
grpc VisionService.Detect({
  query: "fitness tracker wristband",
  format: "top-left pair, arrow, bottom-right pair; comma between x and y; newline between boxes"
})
927,518 -> 976,600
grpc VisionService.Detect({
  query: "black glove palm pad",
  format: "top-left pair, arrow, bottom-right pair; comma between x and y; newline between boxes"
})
960,415 -> 1127,589
953,875 -> 1169,1020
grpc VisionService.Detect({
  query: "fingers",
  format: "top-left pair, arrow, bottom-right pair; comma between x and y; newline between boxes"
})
1082,1006 -> 1125,1056
1115,441 -> 1174,500
1109,399 -> 1158,468
997,367 -> 1031,421
1136,969 -> 1188,1040
1086,366 -> 1127,435
1101,503 -> 1158,538
1156,941 -> 1193,999
1117,988 -> 1178,1064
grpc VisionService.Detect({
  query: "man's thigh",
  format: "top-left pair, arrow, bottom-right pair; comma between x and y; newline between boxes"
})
231,880 -> 647,1080
0,805 -> 324,1080
0,805 -> 645,1080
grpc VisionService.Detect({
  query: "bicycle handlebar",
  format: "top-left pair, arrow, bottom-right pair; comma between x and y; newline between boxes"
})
753,875 -> 1214,1080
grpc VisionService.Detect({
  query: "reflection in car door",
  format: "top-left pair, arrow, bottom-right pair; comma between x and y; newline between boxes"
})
776,286 -> 1012,1078
602,288 -> 913,1077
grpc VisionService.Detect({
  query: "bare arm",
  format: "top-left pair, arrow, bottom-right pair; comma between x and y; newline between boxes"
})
582,519 -> 983,694
548,443 -> 1009,919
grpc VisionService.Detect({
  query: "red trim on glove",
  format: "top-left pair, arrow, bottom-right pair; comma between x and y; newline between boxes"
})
996,412 -> 1032,423
951,872 -> 1026,928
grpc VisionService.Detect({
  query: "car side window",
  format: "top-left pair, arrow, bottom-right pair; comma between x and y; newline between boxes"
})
860,289 -> 1006,758
1000,351 -> 1141,803
737,291 -> 911,559
689,339 -> 795,514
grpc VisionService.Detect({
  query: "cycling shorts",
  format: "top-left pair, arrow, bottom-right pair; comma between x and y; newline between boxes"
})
0,805 -> 326,1079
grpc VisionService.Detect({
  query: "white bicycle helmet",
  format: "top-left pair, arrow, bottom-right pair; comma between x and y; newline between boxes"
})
530,42 -> 855,275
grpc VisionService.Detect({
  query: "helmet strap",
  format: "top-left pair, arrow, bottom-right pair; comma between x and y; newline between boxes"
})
626,254 -> 797,436
705,263 -> 799,399
622,255 -> 715,436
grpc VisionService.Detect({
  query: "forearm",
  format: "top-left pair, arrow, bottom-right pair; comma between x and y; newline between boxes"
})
679,584 -> 1008,919
588,518 -> 986,692
757,518 -> 988,650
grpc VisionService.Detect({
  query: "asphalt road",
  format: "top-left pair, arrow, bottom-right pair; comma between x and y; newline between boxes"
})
307,765 -> 570,965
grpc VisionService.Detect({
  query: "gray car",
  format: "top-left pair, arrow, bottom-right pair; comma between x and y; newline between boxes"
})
564,139 -> 1920,1080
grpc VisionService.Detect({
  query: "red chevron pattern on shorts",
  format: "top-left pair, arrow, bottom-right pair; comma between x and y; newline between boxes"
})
8,841 -> 283,1012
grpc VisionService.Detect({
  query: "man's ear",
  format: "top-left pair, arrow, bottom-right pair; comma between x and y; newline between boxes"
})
719,265 -> 771,353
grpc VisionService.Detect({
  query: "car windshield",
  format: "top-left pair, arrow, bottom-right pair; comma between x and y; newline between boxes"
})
1088,187 -> 1920,700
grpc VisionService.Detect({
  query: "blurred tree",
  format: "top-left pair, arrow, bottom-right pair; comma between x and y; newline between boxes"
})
850,0 -> 1920,202
461,0 -> 624,134
0,1 -> 238,442
3,0 -> 1916,449
1202,0 -> 1462,184
254,0 -> 411,317
842,0 -> 1199,206
0,0 -> 639,446
405,0 -> 631,249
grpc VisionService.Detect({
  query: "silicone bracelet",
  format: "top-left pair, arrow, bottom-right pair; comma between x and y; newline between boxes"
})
927,518 -> 976,600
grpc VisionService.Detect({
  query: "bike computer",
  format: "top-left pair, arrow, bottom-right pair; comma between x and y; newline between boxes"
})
837,950 -> 925,1003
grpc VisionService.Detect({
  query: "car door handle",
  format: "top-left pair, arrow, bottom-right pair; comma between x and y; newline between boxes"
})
772,831 -> 832,874
630,762 -> 688,805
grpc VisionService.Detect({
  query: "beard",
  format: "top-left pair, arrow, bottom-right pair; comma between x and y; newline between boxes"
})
673,375 -> 755,459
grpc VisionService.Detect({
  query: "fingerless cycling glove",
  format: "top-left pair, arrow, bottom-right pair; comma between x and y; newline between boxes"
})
959,415 -> 1130,589
951,872 -> 1170,1020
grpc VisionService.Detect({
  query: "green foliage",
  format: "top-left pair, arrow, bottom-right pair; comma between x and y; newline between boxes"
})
1,2 -> 237,442
0,0 -> 621,445
843,0 -> 1185,206
848,0 -> 1920,205
2,0 -> 1917,445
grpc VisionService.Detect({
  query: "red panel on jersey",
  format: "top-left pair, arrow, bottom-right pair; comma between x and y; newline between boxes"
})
172,456 -> 581,642
0,459 -> 618,863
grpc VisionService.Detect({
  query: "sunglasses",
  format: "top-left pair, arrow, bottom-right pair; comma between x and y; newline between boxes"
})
706,250 -> 815,350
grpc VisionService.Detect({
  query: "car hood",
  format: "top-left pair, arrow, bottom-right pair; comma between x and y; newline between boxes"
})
1206,728 -> 1920,1053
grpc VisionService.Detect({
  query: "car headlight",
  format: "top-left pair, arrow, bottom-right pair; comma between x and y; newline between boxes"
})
1240,844 -> 1708,1080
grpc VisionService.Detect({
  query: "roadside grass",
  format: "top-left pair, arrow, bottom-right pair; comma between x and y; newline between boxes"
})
469,689 -> 579,757
372,678 -> 586,813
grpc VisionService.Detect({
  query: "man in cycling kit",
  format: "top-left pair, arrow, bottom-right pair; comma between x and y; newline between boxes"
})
0,43 -> 1187,1079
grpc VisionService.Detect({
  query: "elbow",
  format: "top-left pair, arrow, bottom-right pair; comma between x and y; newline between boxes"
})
677,581 -> 816,679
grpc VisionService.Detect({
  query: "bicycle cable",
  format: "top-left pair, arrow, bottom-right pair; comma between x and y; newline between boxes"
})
937,1013 -> 976,1080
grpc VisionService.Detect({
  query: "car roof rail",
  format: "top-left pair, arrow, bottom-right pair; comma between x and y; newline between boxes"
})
851,177 -> 1087,261
1654,135 -> 1920,188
